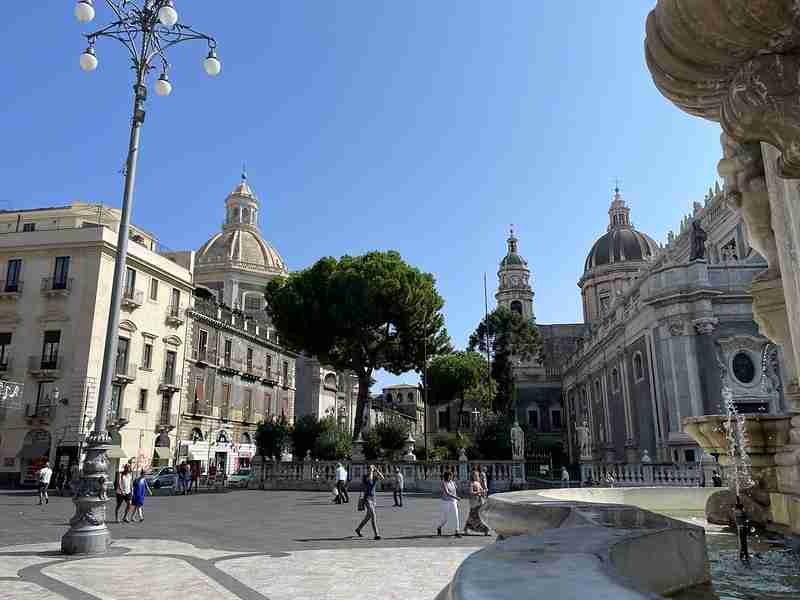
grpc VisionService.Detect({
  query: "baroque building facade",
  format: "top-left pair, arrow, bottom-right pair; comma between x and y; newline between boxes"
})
0,204 -> 192,485
561,187 -> 786,466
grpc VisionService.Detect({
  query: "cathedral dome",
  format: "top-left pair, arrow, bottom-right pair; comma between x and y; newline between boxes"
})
500,228 -> 527,268
583,189 -> 658,272
195,173 -> 288,275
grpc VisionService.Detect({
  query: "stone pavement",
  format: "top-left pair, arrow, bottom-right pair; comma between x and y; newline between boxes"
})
0,489 -> 492,599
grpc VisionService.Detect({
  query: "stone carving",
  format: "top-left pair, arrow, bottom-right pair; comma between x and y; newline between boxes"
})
510,421 -> 525,461
693,317 -> 719,336
668,320 -> 685,337
718,133 -> 778,280
641,449 -> 652,464
717,335 -> 766,357
576,421 -> 591,459
689,219 -> 707,261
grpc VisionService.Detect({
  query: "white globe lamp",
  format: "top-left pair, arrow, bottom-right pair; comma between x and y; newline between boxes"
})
203,49 -> 221,76
154,73 -> 173,97
158,1 -> 179,28
74,0 -> 95,23
79,46 -> 98,72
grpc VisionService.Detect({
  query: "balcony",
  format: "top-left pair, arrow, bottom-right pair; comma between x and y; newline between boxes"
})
113,361 -> 137,384
156,413 -> 177,432
264,369 -> 279,385
0,280 -> 23,301
28,355 -> 62,379
158,374 -> 181,393
281,374 -> 295,389
121,287 -> 144,310
188,399 -> 211,417
242,362 -> 262,380
165,304 -> 185,326
107,407 -> 131,430
41,277 -> 73,297
25,403 -> 51,422
194,347 -> 217,366
218,356 -> 241,374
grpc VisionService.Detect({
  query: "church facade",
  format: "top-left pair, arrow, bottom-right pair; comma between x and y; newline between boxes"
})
560,187 -> 787,467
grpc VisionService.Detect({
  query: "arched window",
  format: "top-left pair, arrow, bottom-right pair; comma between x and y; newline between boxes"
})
510,300 -> 523,315
190,427 -> 203,442
324,373 -> 337,390
612,369 -> 620,392
633,353 -> 644,381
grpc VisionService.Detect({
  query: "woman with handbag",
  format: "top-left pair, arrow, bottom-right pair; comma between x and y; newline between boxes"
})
355,465 -> 384,540
436,470 -> 462,537
463,469 -> 490,535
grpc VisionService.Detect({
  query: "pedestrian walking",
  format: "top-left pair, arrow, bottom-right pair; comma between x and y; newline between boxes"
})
131,470 -> 152,522
464,470 -> 490,535
561,466 -> 570,487
436,471 -> 461,537
115,465 -> 133,522
179,462 -> 190,495
335,463 -> 349,504
37,462 -> 53,506
393,467 -> 404,507
355,464 -> 384,540
190,463 -> 199,493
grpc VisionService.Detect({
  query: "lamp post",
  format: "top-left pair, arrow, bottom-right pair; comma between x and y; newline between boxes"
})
63,0 -> 220,555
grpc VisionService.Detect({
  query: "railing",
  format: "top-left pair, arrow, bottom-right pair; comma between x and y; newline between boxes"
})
580,462 -> 703,487
159,374 -> 180,390
28,354 -> 62,371
264,369 -> 279,384
114,361 -> 137,381
219,356 -> 242,371
166,304 -> 185,323
41,277 -> 73,293
189,399 -> 211,416
122,287 -> 144,307
108,407 -> 131,428
244,362 -> 261,377
194,347 -> 217,364
0,280 -> 23,294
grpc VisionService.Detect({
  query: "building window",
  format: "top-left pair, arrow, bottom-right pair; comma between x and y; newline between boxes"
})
684,449 -> 696,463
138,389 -> 148,411
244,295 -> 262,312
116,337 -> 129,371
142,342 -> 153,370
437,408 -> 450,431
53,256 -> 70,289
124,267 -> 136,296
243,389 -> 252,418
732,352 -> 756,384
159,393 -> 171,425
110,384 -> 122,419
170,288 -> 181,309
224,339 -> 232,366
149,278 -> 159,301
510,300 -> 523,315
264,392 -> 272,416
41,330 -> 61,367
528,409 -> 539,429
22,223 -> 35,232
164,350 -> 177,384
266,354 -> 272,376
247,347 -> 254,370
5,259 -> 21,292
282,360 -> 289,384
633,353 -> 644,381
0,332 -> 11,369
551,409 -> 562,429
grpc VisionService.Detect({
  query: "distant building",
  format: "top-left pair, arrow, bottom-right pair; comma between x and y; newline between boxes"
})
0,204 -> 192,485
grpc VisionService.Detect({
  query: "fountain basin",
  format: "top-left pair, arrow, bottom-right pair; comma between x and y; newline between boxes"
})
435,489 -> 709,600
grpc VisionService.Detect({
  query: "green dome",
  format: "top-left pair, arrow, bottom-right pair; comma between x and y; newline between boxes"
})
501,253 -> 526,267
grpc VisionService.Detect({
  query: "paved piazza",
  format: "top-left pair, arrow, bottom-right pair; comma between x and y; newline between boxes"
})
0,489 -> 491,600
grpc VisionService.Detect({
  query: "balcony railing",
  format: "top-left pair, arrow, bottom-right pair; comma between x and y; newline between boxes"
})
243,362 -> 261,378
121,287 -> 144,309
193,347 -> 217,365
188,400 -> 211,416
264,369 -> 279,384
219,356 -> 242,372
158,374 -> 180,392
107,407 -> 131,429
28,354 -> 62,376
157,413 -> 177,430
113,361 -> 137,383
41,277 -> 73,295
281,374 -> 294,389
166,304 -> 185,325
0,280 -> 23,298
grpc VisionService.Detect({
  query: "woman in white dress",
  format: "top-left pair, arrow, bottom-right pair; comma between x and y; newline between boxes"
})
436,470 -> 461,538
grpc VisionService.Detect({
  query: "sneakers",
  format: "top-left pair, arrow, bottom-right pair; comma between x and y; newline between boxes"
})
455,532 -> 462,538
374,536 -> 381,540
437,527 -> 442,536
354,529 -> 363,538
122,517 -> 130,523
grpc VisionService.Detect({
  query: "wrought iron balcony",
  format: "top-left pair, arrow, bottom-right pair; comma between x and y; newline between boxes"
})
242,361 -> 261,379
193,347 -> 217,366
121,287 -> 144,309
28,355 -> 62,378
218,355 -> 242,373
166,303 -> 185,326
0,280 -> 23,300
156,413 -> 177,431
158,374 -> 181,393
107,407 -> 131,430
41,277 -> 73,296
264,369 -> 279,384
113,361 -> 137,383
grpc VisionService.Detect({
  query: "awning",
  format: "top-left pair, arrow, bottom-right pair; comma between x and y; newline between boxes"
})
106,446 -> 127,459
153,447 -> 172,460
17,443 -> 50,459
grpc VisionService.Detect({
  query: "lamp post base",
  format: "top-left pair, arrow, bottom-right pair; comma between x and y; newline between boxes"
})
61,432 -> 113,555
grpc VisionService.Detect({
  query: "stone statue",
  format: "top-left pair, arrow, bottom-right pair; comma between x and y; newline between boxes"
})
510,421 -> 525,461
641,449 -> 652,464
458,447 -> 468,462
689,219 -> 707,261
576,421 -> 591,459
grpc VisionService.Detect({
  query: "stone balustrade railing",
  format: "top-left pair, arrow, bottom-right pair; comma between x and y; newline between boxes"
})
581,462 -> 704,487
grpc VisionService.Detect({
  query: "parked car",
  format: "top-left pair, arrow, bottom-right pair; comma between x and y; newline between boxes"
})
144,466 -> 175,485
227,468 -> 255,488
151,472 -> 177,491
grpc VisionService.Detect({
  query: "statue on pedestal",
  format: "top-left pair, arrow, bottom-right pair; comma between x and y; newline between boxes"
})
576,421 -> 591,459
690,219 -> 708,261
510,421 -> 525,461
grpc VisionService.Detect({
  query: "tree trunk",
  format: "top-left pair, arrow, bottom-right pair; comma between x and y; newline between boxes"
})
352,372 -> 372,441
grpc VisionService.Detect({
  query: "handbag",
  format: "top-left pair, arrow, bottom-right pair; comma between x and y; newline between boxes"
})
357,497 -> 366,511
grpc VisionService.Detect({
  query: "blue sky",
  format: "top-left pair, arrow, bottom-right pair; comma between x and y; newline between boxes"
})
1,3 -> 722,391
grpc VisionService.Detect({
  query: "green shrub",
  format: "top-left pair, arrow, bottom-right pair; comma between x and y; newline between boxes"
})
314,428 -> 352,460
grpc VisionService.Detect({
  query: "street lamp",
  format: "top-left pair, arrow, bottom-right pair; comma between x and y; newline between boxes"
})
63,0 -> 220,556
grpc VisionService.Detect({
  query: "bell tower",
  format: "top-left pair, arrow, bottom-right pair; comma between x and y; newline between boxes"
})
496,226 -> 534,320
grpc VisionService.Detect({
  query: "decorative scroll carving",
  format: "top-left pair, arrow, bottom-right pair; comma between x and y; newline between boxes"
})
693,317 -> 719,336
668,319 -> 685,337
